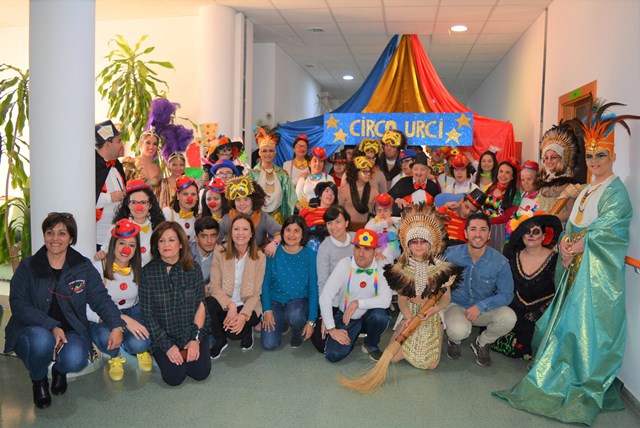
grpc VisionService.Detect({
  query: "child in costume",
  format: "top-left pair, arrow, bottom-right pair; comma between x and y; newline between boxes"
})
89,219 -> 152,381
365,193 -> 401,266
385,204 -> 462,369
162,175 -> 200,242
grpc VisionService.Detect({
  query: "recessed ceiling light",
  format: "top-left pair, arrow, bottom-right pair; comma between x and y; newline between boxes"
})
343,75 -> 354,81
450,25 -> 468,32
308,27 -> 324,33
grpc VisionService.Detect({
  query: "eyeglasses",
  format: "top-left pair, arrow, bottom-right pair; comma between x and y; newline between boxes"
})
48,212 -> 73,218
524,228 -> 542,236
215,172 -> 235,178
409,238 -> 429,245
585,152 -> 609,160
128,200 -> 150,207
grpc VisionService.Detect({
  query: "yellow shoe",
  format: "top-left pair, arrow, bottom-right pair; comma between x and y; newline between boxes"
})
108,356 -> 126,381
137,351 -> 153,372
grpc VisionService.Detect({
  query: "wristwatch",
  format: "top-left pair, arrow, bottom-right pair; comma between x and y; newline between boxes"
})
306,321 -> 316,328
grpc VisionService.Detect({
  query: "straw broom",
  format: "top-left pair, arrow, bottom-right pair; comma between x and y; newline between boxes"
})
337,286 -> 447,393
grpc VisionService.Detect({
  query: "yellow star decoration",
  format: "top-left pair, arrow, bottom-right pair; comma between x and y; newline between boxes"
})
446,127 -> 462,144
456,113 -> 471,129
325,114 -> 339,129
333,128 -> 348,143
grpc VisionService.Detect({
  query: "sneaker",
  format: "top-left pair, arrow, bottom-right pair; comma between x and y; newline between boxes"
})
210,339 -> 228,360
361,343 -> 383,362
471,338 -> 492,367
108,356 -> 126,381
446,339 -> 461,360
137,351 -> 153,372
241,331 -> 254,351
290,329 -> 303,349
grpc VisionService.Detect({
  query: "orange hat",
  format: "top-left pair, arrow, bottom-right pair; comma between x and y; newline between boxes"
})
175,175 -> 196,191
375,193 -> 394,209
112,219 -> 141,239
450,154 -> 469,169
311,147 -> 327,161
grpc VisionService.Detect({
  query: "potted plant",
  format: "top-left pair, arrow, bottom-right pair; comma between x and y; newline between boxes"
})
0,64 -> 31,271
96,34 -> 174,153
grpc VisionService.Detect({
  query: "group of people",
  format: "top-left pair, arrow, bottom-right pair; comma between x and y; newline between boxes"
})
5,101 -> 635,427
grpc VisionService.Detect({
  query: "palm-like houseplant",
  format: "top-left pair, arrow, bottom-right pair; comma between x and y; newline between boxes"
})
0,64 -> 31,271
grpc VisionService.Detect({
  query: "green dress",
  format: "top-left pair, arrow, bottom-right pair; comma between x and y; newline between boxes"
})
493,176 -> 632,426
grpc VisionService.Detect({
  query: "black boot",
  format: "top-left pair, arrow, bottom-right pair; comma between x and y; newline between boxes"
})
51,367 -> 67,395
32,377 -> 51,409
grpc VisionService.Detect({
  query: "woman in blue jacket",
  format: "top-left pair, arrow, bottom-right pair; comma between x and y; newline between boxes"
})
4,212 -> 125,409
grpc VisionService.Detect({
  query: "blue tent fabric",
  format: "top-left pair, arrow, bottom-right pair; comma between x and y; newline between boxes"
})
275,35 -> 400,166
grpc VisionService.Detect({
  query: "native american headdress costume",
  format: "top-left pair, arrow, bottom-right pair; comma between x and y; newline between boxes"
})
384,204 -> 463,299
537,120 -> 582,185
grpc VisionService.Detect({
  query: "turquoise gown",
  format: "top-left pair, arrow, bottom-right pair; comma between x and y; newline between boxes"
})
493,177 -> 632,426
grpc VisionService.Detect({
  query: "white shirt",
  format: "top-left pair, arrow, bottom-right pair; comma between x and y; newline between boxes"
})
319,257 -> 392,329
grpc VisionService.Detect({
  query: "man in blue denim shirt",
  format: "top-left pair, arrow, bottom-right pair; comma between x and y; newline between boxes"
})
443,212 -> 516,366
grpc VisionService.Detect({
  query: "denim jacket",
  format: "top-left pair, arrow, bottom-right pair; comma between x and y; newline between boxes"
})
444,244 -> 514,313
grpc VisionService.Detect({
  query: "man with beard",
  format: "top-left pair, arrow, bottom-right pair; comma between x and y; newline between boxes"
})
442,212 -> 515,367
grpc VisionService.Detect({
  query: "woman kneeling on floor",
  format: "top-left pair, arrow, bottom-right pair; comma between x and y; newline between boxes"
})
5,212 -> 125,409
139,221 -> 210,386
207,213 -> 265,359
261,215 -> 318,350
89,219 -> 152,381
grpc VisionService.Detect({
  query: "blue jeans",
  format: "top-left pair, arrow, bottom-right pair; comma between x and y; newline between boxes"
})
324,307 -> 390,363
14,326 -> 90,381
261,298 -> 308,350
90,304 -> 150,358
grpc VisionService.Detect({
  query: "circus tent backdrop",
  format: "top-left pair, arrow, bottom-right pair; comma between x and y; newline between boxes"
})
275,34 -> 515,166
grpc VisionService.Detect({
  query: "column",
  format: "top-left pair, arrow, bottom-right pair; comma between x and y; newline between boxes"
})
30,0 -> 96,256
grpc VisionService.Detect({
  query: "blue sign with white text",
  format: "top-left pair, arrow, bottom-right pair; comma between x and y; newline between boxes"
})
322,112 -> 473,146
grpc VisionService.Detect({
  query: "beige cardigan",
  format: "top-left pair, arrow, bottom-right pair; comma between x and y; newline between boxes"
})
208,246 -> 265,317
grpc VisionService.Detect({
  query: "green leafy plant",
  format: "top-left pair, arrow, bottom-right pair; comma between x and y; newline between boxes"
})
0,64 -> 31,270
96,35 -> 174,151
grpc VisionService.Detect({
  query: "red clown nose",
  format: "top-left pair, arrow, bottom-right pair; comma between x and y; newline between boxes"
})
208,200 -> 217,208
134,204 -> 144,212
186,196 -> 195,204
121,246 -> 132,256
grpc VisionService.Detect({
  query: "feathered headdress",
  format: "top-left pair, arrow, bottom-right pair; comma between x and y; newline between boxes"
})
255,127 -> 278,148
540,120 -> 580,172
568,100 -> 640,156
145,98 -> 194,163
384,203 -> 463,298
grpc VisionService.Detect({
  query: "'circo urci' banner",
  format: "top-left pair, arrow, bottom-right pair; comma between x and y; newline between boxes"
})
323,112 -> 473,147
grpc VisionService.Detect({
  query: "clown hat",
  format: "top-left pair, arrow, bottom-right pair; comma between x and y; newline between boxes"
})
399,149 -> 417,162
294,134 -> 309,144
112,219 -> 141,239
210,159 -> 240,177
450,154 -> 469,169
126,179 -> 150,193
206,177 -> 226,194
311,147 -> 327,161
375,193 -> 394,209
175,175 -> 196,191
351,229 -> 379,248
522,160 -> 539,172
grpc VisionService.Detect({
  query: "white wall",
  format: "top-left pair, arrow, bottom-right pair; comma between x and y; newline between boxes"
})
252,42 -> 321,129
469,0 -> 640,400
468,14 -> 545,164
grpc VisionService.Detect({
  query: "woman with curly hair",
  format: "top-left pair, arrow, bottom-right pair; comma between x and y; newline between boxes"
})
483,160 -> 520,251
200,177 -> 229,222
217,176 -> 283,257
338,156 -> 379,231
95,179 -> 165,266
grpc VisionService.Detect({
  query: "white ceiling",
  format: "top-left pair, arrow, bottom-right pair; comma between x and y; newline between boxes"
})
0,0 -> 553,103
